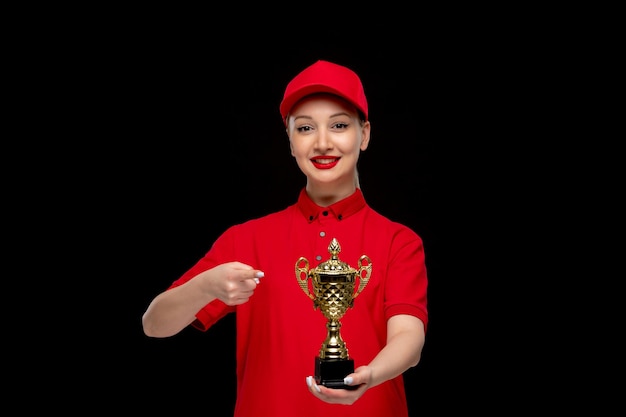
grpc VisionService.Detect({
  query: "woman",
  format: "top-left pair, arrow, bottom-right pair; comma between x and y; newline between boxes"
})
142,59 -> 428,417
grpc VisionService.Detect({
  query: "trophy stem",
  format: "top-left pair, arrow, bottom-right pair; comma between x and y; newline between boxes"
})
320,319 -> 349,360
315,318 -> 357,390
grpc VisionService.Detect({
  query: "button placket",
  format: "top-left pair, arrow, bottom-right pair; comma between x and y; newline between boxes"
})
316,230 -> 326,261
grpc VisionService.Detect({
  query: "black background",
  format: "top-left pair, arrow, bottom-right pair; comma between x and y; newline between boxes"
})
7,7 -> 605,413
29,23 -> 534,415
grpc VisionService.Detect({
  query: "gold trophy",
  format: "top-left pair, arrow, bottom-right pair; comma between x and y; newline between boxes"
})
295,238 -> 372,390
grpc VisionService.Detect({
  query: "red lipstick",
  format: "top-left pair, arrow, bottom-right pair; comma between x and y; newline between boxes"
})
310,156 -> 340,169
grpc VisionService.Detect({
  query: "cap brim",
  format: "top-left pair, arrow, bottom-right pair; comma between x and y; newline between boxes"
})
280,84 -> 360,122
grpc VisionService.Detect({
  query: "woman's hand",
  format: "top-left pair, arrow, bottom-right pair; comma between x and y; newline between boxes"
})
202,261 -> 264,306
305,365 -> 372,405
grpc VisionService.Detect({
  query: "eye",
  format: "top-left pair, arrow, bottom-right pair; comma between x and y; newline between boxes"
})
332,122 -> 349,129
296,125 -> 313,133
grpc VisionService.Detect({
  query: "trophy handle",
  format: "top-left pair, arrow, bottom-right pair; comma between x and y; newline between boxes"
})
295,257 -> 315,300
354,255 -> 372,299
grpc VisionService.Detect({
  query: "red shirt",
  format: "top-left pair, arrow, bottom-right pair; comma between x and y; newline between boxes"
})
169,188 -> 428,417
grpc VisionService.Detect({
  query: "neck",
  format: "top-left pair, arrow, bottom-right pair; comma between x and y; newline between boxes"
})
305,182 -> 357,207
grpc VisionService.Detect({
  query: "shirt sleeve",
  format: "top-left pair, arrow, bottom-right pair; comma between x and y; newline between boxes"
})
384,226 -> 429,332
167,225 -> 239,331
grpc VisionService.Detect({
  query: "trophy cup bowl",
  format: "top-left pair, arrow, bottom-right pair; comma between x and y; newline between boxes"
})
295,238 -> 372,389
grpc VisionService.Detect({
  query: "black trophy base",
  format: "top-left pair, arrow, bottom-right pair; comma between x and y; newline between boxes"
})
315,357 -> 358,390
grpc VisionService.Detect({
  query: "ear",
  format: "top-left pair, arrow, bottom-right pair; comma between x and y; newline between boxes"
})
359,121 -> 371,151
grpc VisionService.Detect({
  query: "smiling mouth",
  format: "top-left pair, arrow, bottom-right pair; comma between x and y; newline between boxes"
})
312,158 -> 339,164
310,157 -> 340,169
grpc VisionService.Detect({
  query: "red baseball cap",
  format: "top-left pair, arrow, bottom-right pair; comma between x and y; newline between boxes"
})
280,60 -> 368,124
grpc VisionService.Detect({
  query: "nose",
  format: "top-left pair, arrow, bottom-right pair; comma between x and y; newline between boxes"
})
314,129 -> 333,151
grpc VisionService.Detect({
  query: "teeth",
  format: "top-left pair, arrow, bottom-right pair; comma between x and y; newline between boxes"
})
315,159 -> 336,164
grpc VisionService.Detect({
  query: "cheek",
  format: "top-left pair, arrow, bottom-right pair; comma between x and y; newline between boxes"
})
338,141 -> 362,156
291,148 -> 308,159
290,141 -> 308,159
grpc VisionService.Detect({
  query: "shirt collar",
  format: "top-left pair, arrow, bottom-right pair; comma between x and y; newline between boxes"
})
296,187 -> 366,223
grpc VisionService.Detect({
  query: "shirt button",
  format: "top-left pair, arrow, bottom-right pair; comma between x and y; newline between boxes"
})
322,211 -> 329,216
316,255 -> 322,261
320,231 -> 326,237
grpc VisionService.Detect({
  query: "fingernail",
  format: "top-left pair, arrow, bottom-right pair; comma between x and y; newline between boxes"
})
306,376 -> 321,392
255,271 -> 265,278
344,376 -> 353,385
254,278 -> 260,284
